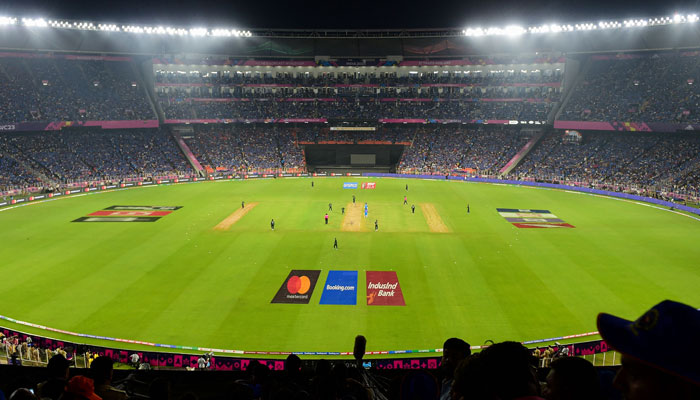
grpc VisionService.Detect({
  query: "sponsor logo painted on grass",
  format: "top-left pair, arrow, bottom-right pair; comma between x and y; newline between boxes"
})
513,222 -> 576,229
343,182 -> 359,189
497,208 -> 575,228
271,270 -> 321,304
319,270 -> 358,305
88,210 -> 173,217
505,217 -> 565,223
499,212 -> 559,219
73,216 -> 162,222
74,206 -> 182,222
105,205 -> 183,211
366,271 -> 405,306
497,208 -> 552,213
361,182 -> 376,189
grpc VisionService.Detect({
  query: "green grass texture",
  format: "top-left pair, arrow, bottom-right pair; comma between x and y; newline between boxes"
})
1,177 -> 698,355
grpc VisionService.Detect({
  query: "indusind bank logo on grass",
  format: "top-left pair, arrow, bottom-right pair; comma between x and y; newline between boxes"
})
366,271 -> 405,306
271,270 -> 321,304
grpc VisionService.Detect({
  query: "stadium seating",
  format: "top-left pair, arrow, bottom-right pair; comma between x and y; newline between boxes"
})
155,68 -> 561,122
560,52 -> 700,123
512,131 -> 700,196
0,56 -> 154,124
1,129 -> 190,186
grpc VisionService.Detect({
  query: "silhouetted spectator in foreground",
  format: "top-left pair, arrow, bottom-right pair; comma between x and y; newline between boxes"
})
597,300 -> 700,400
439,338 -> 471,400
37,354 -> 71,400
89,357 -> 126,400
478,341 -> 543,400
543,356 -> 601,400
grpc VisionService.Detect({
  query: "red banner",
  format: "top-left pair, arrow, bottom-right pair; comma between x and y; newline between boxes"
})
366,271 -> 405,306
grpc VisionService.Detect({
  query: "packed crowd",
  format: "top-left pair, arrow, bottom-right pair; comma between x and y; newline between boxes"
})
157,98 -> 555,122
1,300 -> 697,400
0,152 -> 45,192
0,57 -> 154,123
0,129 -> 190,187
560,53 -> 700,123
155,69 -> 563,86
155,68 -> 561,122
158,85 -> 560,101
184,125 -> 305,173
399,127 -> 525,175
3,124 -> 700,198
513,131 -> 700,195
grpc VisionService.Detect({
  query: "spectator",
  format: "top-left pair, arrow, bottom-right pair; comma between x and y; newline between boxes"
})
597,300 -> 700,400
478,341 -> 544,400
89,357 -> 127,400
542,357 -> 601,400
60,376 -> 101,400
439,338 -> 471,400
37,355 -> 71,400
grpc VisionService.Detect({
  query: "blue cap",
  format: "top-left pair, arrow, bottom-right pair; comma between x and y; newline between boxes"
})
597,300 -> 699,385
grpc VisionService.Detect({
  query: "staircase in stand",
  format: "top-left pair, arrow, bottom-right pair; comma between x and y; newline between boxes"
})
1,149 -> 58,187
499,129 -> 546,176
170,127 -> 205,177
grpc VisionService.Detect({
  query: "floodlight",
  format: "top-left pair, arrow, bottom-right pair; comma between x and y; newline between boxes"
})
189,27 -> 207,37
22,18 -> 48,27
0,16 -> 18,25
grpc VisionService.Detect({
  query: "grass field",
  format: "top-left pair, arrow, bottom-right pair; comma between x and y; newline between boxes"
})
1,177 -> 699,356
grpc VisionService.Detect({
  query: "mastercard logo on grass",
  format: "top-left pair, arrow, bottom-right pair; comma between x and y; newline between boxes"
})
287,275 -> 311,294
271,270 -> 321,304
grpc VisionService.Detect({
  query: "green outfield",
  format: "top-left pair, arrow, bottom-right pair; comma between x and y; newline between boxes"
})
1,177 -> 699,355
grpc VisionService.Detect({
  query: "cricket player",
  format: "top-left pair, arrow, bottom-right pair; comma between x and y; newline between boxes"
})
271,219 -> 275,230
412,204 -> 415,214
325,213 -> 329,224
334,238 -> 338,249
374,220 -> 378,231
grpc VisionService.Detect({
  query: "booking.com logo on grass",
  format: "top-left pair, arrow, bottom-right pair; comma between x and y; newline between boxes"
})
319,270 -> 358,305
343,182 -> 358,189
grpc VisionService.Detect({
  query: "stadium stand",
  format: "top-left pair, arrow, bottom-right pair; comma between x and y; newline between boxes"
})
398,126 -> 527,175
155,67 -> 562,122
0,54 -> 154,124
1,129 -> 190,187
560,52 -> 700,123
511,131 -> 700,198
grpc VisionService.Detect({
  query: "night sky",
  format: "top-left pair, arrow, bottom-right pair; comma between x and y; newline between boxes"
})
1,0 -> 699,30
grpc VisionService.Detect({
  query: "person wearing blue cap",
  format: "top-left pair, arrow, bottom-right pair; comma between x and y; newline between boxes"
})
597,300 -> 700,400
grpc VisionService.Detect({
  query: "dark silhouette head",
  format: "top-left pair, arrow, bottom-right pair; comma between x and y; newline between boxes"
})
441,338 -> 471,377
478,341 -> 540,400
89,356 -> 114,385
543,356 -> 600,400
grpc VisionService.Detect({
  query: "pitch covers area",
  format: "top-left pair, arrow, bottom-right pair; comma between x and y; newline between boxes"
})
0,177 -> 699,355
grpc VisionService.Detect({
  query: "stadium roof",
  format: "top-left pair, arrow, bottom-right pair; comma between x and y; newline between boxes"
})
2,0 -> 699,30
1,2 -> 699,56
